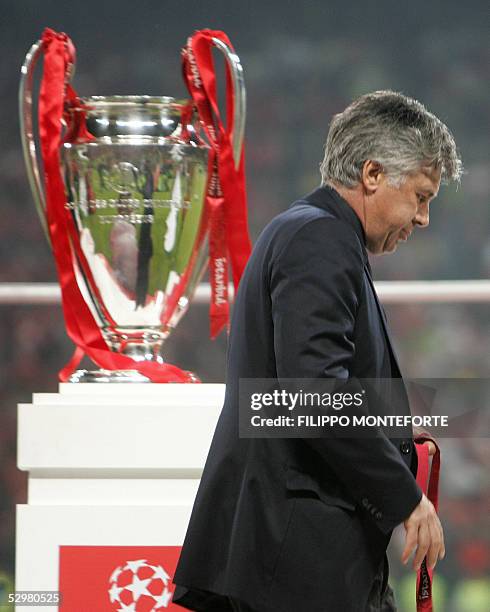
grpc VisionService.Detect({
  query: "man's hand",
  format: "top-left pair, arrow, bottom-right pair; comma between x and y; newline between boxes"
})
401,493 -> 445,571
420,439 -> 437,456
412,426 -> 437,457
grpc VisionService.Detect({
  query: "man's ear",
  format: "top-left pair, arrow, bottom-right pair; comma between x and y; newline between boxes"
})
361,160 -> 384,195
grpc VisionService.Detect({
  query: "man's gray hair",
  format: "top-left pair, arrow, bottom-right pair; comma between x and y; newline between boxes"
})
320,90 -> 463,188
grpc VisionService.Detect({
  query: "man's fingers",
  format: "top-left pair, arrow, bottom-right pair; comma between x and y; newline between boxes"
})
412,523 -> 430,570
431,512 -> 445,563
401,524 -> 419,565
436,515 -> 446,562
426,518 -> 441,570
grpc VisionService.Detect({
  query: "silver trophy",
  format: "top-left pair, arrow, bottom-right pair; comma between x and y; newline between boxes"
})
19,37 -> 245,382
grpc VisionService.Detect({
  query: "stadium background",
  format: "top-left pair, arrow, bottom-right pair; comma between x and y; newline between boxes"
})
0,1 -> 488,609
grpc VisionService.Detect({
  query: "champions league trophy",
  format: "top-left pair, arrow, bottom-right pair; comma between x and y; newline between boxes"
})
19,29 -> 249,382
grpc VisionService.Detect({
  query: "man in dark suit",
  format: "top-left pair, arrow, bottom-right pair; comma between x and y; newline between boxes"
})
173,91 -> 462,611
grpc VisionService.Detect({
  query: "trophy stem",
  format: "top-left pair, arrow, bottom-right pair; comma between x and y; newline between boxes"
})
68,327 -> 202,383
106,329 -> 168,364
122,341 -> 165,364
68,332 -> 166,383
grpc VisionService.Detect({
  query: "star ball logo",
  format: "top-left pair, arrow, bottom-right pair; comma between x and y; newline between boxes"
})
59,546 -> 182,611
108,559 -> 173,611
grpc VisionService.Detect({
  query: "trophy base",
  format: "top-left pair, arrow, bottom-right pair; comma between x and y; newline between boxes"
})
68,369 -> 151,383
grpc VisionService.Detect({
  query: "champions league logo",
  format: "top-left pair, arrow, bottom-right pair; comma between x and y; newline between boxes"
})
108,559 -> 174,611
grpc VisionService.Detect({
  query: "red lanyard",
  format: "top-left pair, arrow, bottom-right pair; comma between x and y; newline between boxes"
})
182,30 -> 252,338
414,435 -> 441,611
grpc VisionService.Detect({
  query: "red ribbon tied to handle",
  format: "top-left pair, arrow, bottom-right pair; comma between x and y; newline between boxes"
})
414,434 -> 441,612
181,30 -> 252,338
38,28 -> 194,382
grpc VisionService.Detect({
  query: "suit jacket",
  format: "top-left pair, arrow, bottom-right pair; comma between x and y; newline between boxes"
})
173,185 -> 423,611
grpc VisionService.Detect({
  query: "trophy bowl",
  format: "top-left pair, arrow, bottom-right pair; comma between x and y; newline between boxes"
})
62,96 -> 209,376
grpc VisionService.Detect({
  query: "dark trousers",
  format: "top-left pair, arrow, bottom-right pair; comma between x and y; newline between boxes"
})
227,597 -> 256,612
227,553 -> 396,611
366,553 -> 397,612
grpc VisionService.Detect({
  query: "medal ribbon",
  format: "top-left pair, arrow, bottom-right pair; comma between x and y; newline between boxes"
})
414,434 -> 441,612
182,30 -> 252,338
38,28 -> 194,382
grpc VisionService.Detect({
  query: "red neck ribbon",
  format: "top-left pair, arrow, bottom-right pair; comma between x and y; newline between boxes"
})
38,28 -> 193,382
414,434 -> 441,612
182,30 -> 252,338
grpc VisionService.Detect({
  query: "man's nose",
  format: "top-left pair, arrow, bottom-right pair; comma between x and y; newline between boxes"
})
415,202 -> 430,227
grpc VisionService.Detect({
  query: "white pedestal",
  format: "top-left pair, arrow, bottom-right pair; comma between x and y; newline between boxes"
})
16,383 -> 224,611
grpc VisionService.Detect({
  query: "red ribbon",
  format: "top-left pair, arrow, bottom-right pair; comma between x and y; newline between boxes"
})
181,30 -> 252,338
38,28 -> 194,382
414,434 -> 441,612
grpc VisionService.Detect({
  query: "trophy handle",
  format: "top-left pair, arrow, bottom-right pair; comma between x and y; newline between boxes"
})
19,40 -> 51,243
211,37 -> 246,169
19,39 -> 76,244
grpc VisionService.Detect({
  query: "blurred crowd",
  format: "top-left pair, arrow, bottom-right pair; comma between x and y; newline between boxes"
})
0,2 -> 488,609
